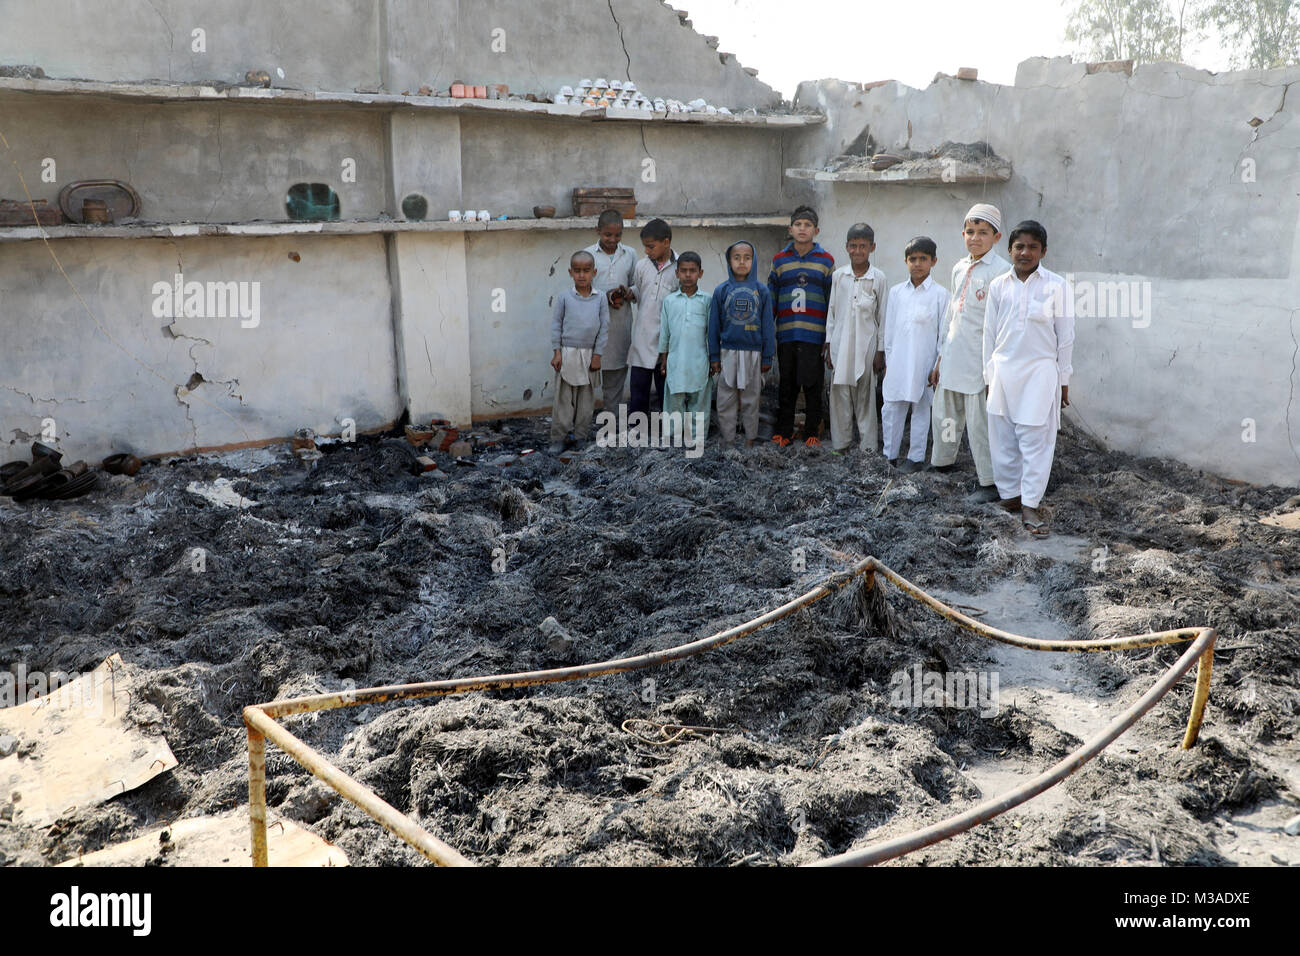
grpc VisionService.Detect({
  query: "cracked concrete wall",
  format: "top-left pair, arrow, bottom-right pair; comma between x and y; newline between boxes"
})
1,0 -> 780,107
457,115 -> 791,217
383,0 -> 781,108
466,226 -> 787,418
0,0 -> 379,92
787,58 -> 1300,487
0,235 -> 400,460
0,99 -> 388,223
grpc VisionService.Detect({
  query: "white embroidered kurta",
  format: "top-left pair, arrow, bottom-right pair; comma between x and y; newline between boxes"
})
825,264 -> 888,387
882,275 -> 950,404
585,241 -> 638,370
937,250 -> 1012,394
983,265 -> 1075,428
627,253 -> 678,369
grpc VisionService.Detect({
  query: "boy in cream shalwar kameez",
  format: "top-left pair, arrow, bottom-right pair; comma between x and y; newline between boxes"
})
982,220 -> 1074,535
930,203 -> 1011,501
549,251 -> 610,453
882,237 -> 950,470
585,210 -> 638,409
823,223 -> 888,453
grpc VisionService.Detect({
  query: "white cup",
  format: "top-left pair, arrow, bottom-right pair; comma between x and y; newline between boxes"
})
449,210 -> 462,222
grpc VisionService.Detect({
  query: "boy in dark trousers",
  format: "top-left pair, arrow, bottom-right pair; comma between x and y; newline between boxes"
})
769,206 -> 835,447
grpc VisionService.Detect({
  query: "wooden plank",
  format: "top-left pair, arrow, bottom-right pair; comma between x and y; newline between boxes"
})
0,654 -> 177,828
57,809 -> 348,867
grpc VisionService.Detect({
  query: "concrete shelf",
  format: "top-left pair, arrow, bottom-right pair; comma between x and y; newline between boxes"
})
0,76 -> 823,128
0,214 -> 792,243
785,160 -> 1012,185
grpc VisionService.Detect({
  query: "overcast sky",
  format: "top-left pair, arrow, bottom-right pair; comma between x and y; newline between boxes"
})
681,0 -> 1234,96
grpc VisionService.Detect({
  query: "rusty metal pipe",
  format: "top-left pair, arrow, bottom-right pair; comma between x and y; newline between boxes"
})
242,555 -> 1215,868
871,560 -> 1205,652
814,627 -> 1217,866
247,725 -> 268,867
252,559 -> 877,719
244,706 -> 471,867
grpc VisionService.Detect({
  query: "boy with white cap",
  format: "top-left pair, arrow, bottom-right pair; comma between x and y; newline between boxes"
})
882,236 -> 950,471
823,222 -> 888,454
928,203 -> 1012,501
983,220 -> 1074,536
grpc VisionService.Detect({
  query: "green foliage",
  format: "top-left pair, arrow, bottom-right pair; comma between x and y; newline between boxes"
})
1198,0 -> 1300,67
1063,0 -> 1200,63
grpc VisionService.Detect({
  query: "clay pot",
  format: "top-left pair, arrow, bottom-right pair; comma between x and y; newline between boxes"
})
533,205 -> 556,218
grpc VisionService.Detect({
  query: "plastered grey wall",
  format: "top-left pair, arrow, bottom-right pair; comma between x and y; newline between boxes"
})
0,0 -> 379,91
787,60 -> 1300,487
457,115 -> 791,218
466,226 -> 788,418
1,0 -> 780,107
0,99 -> 388,223
0,235 -> 400,460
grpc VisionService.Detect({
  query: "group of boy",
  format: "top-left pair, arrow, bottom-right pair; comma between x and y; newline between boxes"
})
548,201 -> 1074,535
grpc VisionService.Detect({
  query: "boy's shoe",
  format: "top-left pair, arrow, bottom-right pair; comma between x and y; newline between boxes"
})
999,495 -> 1023,513
970,484 -> 1000,503
772,435 -> 792,447
547,441 -> 567,454
804,437 -> 821,448
898,459 -> 923,474
926,463 -> 956,473
829,448 -> 846,456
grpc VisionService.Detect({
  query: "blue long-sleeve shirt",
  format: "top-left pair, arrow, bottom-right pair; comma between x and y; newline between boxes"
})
708,264 -> 776,365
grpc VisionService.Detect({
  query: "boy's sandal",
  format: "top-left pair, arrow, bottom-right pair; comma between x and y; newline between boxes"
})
771,435 -> 791,447
804,437 -> 821,448
1021,506 -> 1050,536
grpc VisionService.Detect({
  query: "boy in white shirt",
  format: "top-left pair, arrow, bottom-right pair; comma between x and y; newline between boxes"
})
882,237 -> 950,471
585,209 -> 638,410
929,203 -> 1011,501
983,220 -> 1074,536
823,223 -> 888,454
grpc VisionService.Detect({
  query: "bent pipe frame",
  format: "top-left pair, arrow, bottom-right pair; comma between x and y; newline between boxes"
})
243,556 -> 1215,867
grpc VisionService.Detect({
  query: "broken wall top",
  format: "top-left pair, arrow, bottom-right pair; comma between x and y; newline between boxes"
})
0,0 -> 782,110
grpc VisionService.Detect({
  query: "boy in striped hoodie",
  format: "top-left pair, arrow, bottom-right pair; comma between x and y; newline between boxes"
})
768,206 -> 835,446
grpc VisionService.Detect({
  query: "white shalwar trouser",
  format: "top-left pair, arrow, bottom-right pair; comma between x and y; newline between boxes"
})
930,386 -> 995,486
987,411 -> 1057,508
882,389 -> 934,463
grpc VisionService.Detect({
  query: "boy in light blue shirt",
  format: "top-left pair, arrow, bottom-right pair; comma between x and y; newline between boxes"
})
656,252 -> 711,449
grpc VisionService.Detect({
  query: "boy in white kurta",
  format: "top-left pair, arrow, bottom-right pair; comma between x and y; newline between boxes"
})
627,218 -> 677,418
882,237 -> 950,471
983,220 -> 1074,535
585,210 -> 638,410
823,223 -> 888,453
930,204 -> 1011,501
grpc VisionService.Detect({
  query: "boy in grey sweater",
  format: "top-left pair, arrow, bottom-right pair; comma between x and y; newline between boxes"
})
550,250 -> 610,452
